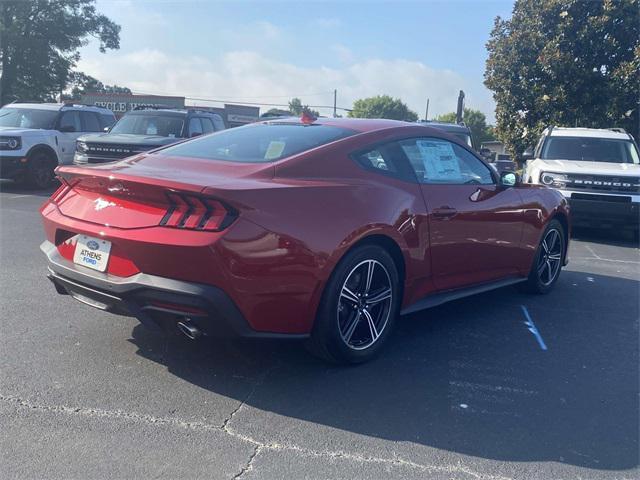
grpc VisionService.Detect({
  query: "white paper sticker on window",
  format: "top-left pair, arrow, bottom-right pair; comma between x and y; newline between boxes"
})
264,141 -> 286,160
416,140 -> 461,181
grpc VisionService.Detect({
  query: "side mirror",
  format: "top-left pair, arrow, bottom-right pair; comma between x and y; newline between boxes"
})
103,126 -> 110,133
59,125 -> 76,133
522,146 -> 534,161
500,171 -> 520,188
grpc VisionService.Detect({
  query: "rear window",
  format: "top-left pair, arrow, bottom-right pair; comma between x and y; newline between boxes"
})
157,123 -> 355,162
110,113 -> 185,137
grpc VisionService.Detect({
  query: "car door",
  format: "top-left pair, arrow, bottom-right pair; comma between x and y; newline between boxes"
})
56,110 -> 83,164
398,137 -> 525,291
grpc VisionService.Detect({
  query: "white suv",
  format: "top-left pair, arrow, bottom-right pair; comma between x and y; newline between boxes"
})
524,127 -> 640,232
0,103 -> 115,188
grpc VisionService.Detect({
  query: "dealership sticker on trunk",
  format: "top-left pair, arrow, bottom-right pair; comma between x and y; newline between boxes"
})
73,235 -> 112,272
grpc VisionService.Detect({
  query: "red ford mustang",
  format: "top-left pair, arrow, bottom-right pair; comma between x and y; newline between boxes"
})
41,117 -> 569,363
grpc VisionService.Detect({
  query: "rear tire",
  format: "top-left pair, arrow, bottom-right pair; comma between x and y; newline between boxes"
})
520,219 -> 565,294
25,151 -> 55,189
307,245 -> 401,364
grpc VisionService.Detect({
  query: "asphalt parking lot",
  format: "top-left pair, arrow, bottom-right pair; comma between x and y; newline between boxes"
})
1,181 -> 638,480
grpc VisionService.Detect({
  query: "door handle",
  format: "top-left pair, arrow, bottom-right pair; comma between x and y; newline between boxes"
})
432,207 -> 458,219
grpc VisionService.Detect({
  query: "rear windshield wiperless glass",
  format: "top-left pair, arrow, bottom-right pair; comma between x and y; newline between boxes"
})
157,123 -> 356,162
110,114 -> 185,137
542,137 -> 639,164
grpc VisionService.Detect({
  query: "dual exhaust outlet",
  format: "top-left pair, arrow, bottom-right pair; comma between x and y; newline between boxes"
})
176,319 -> 202,340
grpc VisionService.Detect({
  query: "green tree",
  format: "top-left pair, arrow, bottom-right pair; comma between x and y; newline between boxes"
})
485,0 -> 640,157
0,0 -> 121,105
260,108 -> 292,118
67,72 -> 130,99
288,98 -> 319,117
435,108 -> 496,144
348,95 -> 418,122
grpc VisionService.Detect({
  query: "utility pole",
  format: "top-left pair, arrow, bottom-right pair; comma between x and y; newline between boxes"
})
333,89 -> 337,118
424,99 -> 429,121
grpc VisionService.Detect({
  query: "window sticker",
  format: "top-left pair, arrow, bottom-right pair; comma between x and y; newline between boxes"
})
264,140 -> 286,160
416,140 -> 461,181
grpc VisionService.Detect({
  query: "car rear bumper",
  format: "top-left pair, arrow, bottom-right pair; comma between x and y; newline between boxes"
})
558,190 -> 640,229
41,240 -> 308,339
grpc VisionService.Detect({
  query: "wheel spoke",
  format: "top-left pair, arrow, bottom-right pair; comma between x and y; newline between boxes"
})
548,253 -> 562,261
541,239 -> 549,254
364,260 -> 375,294
545,260 -> 552,282
340,286 -> 359,305
362,309 -> 379,341
342,311 -> 361,343
537,259 -> 547,275
366,287 -> 391,305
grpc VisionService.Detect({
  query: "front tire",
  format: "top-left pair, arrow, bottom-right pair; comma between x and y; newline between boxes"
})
25,151 -> 55,189
307,245 -> 401,364
521,219 -> 565,294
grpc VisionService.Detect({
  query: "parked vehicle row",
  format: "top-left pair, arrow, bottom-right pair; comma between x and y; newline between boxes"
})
40,116 -> 569,363
0,102 -> 226,188
0,103 -> 116,188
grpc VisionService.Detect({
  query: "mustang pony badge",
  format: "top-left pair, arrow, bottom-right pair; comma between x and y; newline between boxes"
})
94,198 -> 116,211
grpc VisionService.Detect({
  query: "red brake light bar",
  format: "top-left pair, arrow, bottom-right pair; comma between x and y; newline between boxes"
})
159,192 -> 236,232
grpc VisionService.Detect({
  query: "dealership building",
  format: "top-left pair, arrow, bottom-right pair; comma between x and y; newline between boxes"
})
80,92 -> 260,128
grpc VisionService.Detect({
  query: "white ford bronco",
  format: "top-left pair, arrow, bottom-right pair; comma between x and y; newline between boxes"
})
0,103 -> 115,188
524,127 -> 640,233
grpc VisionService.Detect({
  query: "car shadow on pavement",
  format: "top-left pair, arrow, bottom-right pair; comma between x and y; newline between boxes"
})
129,270 -> 639,472
0,179 -> 58,198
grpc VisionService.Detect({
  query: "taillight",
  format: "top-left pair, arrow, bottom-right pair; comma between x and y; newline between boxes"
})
159,192 -> 236,231
49,181 -> 71,205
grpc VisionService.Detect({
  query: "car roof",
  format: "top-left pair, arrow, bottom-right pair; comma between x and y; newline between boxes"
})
2,102 -> 113,114
262,117 -> 420,133
126,109 -> 188,117
3,103 -> 64,111
548,127 -> 630,140
419,121 -> 471,134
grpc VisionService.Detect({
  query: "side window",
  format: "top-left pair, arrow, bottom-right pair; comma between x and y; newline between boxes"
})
354,147 -> 398,174
200,118 -> 214,134
188,118 -> 203,137
58,111 -> 81,132
399,138 -> 494,185
212,115 -> 225,131
80,112 -> 101,132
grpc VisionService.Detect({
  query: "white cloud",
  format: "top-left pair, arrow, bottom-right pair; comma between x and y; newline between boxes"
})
255,20 -> 281,39
331,44 -> 354,64
78,49 -> 494,120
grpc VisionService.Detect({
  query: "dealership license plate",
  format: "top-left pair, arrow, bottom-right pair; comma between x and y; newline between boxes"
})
73,235 -> 112,272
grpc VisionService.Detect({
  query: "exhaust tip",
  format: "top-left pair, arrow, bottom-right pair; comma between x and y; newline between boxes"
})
177,319 -> 202,340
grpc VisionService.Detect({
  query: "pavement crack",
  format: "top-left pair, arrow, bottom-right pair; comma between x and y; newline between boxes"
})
231,444 -> 262,480
221,362 -> 281,432
2,391 -> 512,480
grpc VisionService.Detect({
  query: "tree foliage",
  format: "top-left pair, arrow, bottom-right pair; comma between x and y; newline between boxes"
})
67,72 -> 130,99
0,0 -> 121,105
288,98 -> 319,117
348,95 -> 418,122
485,0 -> 639,156
435,108 -> 496,144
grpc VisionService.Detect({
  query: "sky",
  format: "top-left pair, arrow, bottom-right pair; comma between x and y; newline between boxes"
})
78,0 -> 515,122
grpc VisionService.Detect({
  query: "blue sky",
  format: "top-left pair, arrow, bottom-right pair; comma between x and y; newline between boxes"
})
79,0 -> 514,121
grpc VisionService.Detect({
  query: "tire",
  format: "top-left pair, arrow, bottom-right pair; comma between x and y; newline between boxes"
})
25,151 -> 55,189
307,244 -> 401,364
520,219 -> 565,294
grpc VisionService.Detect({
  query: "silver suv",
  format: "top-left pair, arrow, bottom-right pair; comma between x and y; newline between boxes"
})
524,127 -> 639,232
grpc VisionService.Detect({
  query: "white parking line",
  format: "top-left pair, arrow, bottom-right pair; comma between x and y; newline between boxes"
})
521,305 -> 547,351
